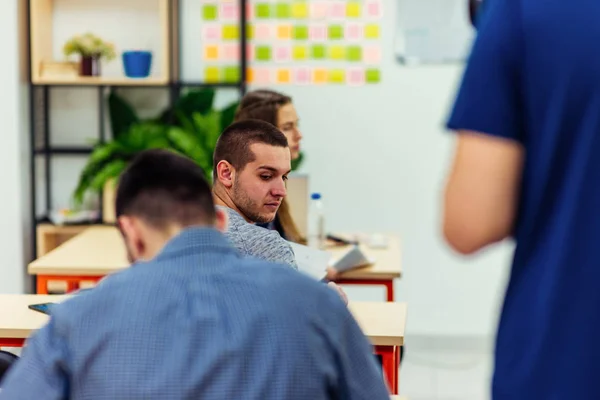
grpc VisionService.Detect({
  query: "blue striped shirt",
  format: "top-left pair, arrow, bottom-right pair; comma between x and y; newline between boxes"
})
0,228 -> 389,399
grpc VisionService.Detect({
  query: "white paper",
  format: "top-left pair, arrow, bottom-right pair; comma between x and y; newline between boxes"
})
289,242 -> 330,281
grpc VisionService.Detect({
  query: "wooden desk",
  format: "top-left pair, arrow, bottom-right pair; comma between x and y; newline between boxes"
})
0,296 -> 406,394
28,226 -> 128,294
329,235 -> 402,301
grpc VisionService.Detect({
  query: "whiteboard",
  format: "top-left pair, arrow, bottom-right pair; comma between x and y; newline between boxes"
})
395,0 -> 476,64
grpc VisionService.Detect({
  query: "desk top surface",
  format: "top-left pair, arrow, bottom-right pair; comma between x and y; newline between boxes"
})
0,295 -> 405,346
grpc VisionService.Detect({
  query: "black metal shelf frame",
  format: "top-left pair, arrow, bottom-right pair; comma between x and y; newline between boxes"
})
26,0 -> 249,289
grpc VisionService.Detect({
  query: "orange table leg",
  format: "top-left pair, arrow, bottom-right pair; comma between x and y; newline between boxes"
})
375,345 -> 399,394
335,278 -> 395,302
36,276 -> 49,294
35,275 -> 104,294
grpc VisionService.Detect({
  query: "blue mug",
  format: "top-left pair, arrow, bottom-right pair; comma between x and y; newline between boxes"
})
122,50 -> 152,78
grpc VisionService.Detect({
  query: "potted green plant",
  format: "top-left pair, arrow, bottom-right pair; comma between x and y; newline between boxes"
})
63,33 -> 116,77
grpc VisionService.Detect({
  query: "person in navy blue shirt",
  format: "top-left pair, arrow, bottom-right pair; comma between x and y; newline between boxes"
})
443,0 -> 600,398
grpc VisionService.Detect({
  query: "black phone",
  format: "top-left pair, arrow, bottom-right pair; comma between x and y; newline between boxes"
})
28,303 -> 56,316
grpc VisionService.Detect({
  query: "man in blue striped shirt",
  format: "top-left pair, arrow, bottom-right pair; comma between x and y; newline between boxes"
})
0,149 -> 389,399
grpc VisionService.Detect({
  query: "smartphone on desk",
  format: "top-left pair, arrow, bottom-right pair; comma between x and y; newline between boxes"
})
28,302 -> 56,316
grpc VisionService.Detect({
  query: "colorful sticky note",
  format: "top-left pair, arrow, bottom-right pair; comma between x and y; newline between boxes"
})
295,67 -> 311,85
205,67 -> 220,83
366,68 -> 381,83
309,24 -> 327,41
246,44 -> 255,61
346,2 -> 361,18
311,44 -> 326,59
293,25 -> 309,40
310,2 -> 328,19
365,24 -> 380,39
346,45 -> 362,62
345,23 -> 363,40
224,66 -> 240,83
365,0 -> 382,18
220,3 -> 239,20
204,45 -> 219,61
246,3 -> 255,19
329,69 -> 345,83
255,3 -> 271,18
222,25 -> 240,40
329,2 -> 346,19
276,69 -> 292,84
292,45 -> 308,60
291,2 -> 309,18
255,24 -> 273,40
253,68 -> 271,84
274,46 -> 291,62
202,4 -> 218,20
222,44 -> 239,61
364,45 -> 381,64
202,25 -> 221,41
347,67 -> 365,86
312,68 -> 328,84
246,24 -> 255,40
277,25 -> 292,39
328,25 -> 343,40
246,67 -> 255,84
275,2 -> 291,18
256,45 -> 272,61
329,45 -> 345,60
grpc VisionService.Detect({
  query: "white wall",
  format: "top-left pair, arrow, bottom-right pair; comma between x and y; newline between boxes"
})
0,0 -> 32,293
25,0 -> 515,337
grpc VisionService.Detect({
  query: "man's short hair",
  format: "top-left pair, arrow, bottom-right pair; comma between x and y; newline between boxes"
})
213,119 -> 289,180
116,149 -> 216,228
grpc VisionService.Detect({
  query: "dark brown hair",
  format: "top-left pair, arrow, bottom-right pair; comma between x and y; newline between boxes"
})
234,89 -> 292,128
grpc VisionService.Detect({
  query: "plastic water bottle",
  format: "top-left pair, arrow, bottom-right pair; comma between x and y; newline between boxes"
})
308,193 -> 326,249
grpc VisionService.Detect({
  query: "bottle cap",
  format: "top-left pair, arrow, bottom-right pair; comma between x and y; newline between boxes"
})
311,193 -> 321,200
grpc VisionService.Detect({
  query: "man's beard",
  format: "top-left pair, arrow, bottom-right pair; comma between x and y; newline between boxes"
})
232,181 -> 275,224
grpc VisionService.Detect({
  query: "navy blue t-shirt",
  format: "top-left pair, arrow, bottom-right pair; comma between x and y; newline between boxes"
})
447,1 -> 600,398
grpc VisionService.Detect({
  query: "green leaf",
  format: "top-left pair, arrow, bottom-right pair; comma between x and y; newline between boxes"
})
89,159 -> 129,192
193,110 -> 221,153
167,126 -> 208,166
292,151 -> 304,171
108,91 -> 139,140
219,101 -> 239,131
159,89 -> 216,125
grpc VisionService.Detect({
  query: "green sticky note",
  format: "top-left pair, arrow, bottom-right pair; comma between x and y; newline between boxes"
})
255,3 -> 271,18
205,67 -> 220,83
328,25 -> 343,40
202,4 -> 218,20
365,24 -> 380,39
311,44 -> 326,59
224,66 -> 240,83
256,45 -> 272,61
346,2 -> 361,18
292,45 -> 307,60
222,25 -> 240,40
275,2 -> 291,18
329,69 -> 345,84
366,69 -> 381,83
346,46 -> 362,62
292,25 -> 308,40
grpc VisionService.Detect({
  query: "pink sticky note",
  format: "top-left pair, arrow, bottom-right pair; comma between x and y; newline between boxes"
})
364,45 -> 382,64
347,68 -> 365,86
365,0 -> 382,18
329,1 -> 346,19
295,67 -> 311,85
254,24 -> 272,40
310,2 -> 328,19
246,3 -> 254,20
253,68 -> 271,84
309,24 -> 327,41
220,3 -> 239,20
223,44 -> 240,61
202,25 -> 221,41
274,46 -> 291,63
345,23 -> 363,40
246,44 -> 255,61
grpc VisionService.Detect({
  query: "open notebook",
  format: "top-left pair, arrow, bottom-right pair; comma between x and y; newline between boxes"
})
290,243 -> 375,280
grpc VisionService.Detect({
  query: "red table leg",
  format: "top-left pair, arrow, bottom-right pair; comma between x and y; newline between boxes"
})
335,278 -> 395,302
375,345 -> 399,394
0,338 -> 25,347
35,275 -> 103,294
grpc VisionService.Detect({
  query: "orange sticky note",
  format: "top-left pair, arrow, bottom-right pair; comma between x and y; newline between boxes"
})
204,45 -> 219,60
277,25 -> 292,39
277,69 -> 291,83
246,67 -> 254,83
312,68 -> 328,84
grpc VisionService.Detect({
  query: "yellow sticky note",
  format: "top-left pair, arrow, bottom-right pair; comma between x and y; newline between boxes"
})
364,24 -> 380,39
277,25 -> 292,39
291,2 -> 309,18
329,45 -> 345,60
222,25 -> 240,40
205,67 -> 220,83
292,45 -> 307,60
277,69 -> 291,83
204,45 -> 219,60
346,2 -> 361,18
329,69 -> 345,83
313,68 -> 328,84
246,25 -> 255,40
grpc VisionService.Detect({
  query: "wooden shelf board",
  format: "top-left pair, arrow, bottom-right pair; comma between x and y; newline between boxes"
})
32,75 -> 169,86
